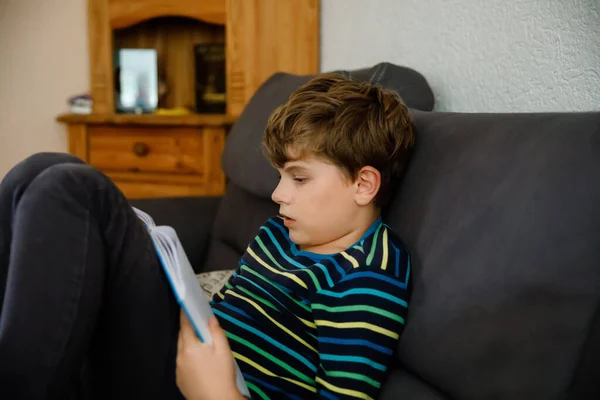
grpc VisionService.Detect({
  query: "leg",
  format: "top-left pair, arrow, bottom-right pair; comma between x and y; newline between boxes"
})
0,152 -> 85,310
0,153 -> 180,399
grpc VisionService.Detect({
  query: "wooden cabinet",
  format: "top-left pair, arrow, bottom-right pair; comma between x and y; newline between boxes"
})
226,0 -> 320,116
57,0 -> 319,199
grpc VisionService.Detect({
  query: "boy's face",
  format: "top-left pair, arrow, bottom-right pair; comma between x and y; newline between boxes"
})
271,152 -> 360,253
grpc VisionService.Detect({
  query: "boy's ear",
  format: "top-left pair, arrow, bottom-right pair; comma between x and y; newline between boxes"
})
354,166 -> 381,206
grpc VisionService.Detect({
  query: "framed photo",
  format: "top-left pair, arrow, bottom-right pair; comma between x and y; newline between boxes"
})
116,48 -> 159,113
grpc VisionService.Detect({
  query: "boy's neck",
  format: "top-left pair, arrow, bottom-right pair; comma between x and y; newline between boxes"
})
299,207 -> 381,255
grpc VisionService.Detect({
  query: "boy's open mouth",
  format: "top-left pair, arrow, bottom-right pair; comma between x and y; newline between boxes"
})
281,214 -> 296,227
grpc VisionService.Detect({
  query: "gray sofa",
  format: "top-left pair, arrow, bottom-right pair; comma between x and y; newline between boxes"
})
132,64 -> 600,399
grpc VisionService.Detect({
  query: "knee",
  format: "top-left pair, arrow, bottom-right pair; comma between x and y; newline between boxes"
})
1,152 -> 84,189
24,163 -> 125,217
37,163 -> 108,192
16,152 -> 83,172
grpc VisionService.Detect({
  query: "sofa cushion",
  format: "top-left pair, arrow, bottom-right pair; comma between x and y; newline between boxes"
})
385,110 -> 600,398
381,368 -> 450,400
222,62 -> 434,199
203,183 -> 278,272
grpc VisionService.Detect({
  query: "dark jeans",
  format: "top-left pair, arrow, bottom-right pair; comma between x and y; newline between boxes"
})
0,153 -> 181,399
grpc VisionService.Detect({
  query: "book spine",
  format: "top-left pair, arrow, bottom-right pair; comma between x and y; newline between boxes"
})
194,43 -> 226,114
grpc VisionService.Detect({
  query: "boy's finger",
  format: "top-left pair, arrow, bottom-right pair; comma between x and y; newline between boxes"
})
208,317 -> 231,354
179,309 -> 198,346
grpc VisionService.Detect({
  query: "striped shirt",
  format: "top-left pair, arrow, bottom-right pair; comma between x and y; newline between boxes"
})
210,216 -> 411,399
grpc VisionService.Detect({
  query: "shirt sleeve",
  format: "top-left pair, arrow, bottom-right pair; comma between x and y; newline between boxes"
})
311,263 -> 410,400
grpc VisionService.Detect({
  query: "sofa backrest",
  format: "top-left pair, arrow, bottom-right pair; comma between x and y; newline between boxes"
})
385,109 -> 600,399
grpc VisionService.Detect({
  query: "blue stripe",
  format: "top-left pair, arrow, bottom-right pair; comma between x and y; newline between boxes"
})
405,254 -> 411,286
213,309 -> 317,372
363,217 -> 383,239
320,354 -> 386,371
317,288 -> 409,308
244,374 -> 304,400
320,389 -> 341,400
328,256 -> 346,276
236,275 -> 288,310
341,270 -> 407,289
313,263 -> 334,287
318,337 -> 393,355
267,218 -> 296,248
259,226 -> 308,270
218,302 -> 254,320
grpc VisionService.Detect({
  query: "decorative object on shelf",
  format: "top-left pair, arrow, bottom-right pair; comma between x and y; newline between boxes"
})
68,94 -> 93,114
115,48 -> 159,114
154,107 -> 193,116
194,43 -> 226,114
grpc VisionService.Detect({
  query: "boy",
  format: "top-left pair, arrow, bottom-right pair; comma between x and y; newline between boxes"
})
0,73 -> 413,400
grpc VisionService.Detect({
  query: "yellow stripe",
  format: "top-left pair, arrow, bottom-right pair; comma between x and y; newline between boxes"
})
315,320 -> 399,339
247,247 -> 307,289
298,316 -> 317,329
234,352 -> 317,393
216,290 -> 225,300
227,290 -> 318,353
341,251 -> 359,269
381,228 -> 389,271
315,377 -> 373,400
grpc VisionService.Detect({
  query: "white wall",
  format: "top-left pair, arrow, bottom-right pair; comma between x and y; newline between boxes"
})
1,0 -> 599,178
321,0 -> 600,112
0,0 -> 88,178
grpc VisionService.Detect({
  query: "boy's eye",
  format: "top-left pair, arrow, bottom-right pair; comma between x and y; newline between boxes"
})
293,177 -> 307,183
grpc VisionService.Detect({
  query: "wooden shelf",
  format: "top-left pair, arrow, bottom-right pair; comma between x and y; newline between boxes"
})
56,113 -> 236,127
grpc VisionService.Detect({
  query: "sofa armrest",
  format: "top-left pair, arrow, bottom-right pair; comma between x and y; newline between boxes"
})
128,196 -> 222,272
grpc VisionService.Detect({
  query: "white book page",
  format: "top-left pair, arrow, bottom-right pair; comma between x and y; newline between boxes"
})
146,221 -> 250,397
152,226 -> 215,343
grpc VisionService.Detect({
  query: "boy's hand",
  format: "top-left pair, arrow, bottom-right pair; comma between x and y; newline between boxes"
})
176,310 -> 244,400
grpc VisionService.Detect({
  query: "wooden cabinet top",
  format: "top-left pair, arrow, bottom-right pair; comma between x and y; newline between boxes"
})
108,0 -> 226,29
56,113 -> 236,127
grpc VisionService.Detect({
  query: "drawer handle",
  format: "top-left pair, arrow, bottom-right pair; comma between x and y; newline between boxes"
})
133,142 -> 150,157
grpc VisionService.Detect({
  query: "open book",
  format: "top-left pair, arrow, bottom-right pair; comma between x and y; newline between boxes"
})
133,207 -> 250,398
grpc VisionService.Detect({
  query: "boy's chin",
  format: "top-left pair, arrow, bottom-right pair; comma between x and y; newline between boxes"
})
289,231 -> 310,249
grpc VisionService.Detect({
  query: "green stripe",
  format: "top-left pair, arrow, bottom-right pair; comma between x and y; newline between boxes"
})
323,370 -> 381,388
366,224 -> 383,266
236,285 -> 279,311
226,332 -> 315,385
256,236 -> 322,291
240,265 -> 310,312
312,303 -> 405,324
246,381 -> 269,400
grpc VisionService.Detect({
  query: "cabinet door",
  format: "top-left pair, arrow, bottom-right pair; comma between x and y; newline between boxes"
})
226,0 -> 320,117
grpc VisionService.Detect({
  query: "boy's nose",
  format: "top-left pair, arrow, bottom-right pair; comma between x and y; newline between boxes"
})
271,181 -> 290,204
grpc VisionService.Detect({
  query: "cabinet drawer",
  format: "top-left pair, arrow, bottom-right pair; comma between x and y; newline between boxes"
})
88,126 -> 204,174
114,181 -> 206,199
